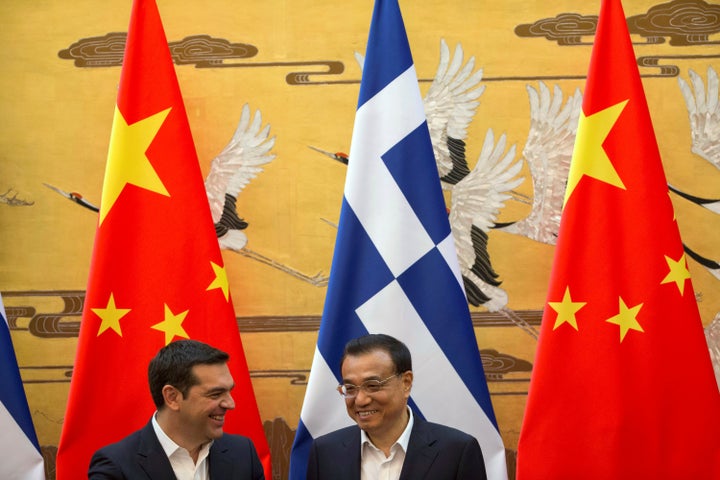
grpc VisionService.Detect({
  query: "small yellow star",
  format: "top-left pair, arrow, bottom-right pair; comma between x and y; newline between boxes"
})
547,286 -> 586,331
92,293 -> 131,337
151,304 -> 190,345
207,261 -> 230,301
606,297 -> 644,342
100,106 -> 172,225
661,253 -> 691,295
565,100 -> 628,205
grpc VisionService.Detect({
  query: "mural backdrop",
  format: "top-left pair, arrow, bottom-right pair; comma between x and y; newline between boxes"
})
1,0 -> 718,478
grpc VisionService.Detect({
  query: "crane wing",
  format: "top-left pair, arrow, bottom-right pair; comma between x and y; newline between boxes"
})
518,82 -> 582,243
449,129 -> 524,272
355,40 -> 484,184
204,104 -> 276,222
424,39 -> 485,183
678,66 -> 720,169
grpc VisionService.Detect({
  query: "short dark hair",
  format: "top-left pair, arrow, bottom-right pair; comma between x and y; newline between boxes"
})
340,334 -> 412,374
148,339 -> 230,409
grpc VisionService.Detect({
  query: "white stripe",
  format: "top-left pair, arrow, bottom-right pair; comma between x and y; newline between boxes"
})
436,233 -> 466,291
357,280 -> 507,478
0,402 -> 44,480
350,66 -> 426,162
345,66 -> 434,277
300,347 -> 355,438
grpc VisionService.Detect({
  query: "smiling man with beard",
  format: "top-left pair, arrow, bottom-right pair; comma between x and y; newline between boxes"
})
306,334 -> 486,480
88,340 -> 264,480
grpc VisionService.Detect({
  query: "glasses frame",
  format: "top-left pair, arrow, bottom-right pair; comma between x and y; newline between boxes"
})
337,373 -> 401,399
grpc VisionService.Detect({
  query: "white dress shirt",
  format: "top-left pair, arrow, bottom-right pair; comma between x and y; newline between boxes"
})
152,413 -> 213,480
360,407 -> 414,480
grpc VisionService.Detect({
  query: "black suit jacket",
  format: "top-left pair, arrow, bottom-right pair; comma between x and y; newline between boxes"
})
88,420 -> 264,479
306,417 -> 487,480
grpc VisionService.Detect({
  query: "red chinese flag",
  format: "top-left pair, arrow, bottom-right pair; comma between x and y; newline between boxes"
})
516,0 -> 720,478
56,0 -> 271,477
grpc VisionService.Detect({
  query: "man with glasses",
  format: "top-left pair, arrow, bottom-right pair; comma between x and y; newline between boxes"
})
306,333 -> 487,479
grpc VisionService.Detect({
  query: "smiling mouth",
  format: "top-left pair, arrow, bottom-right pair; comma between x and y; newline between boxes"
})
357,410 -> 377,418
210,415 -> 225,422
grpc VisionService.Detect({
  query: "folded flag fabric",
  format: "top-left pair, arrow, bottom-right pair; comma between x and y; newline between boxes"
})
517,0 -> 720,478
289,1 -> 507,478
0,293 -> 45,479
56,0 -> 270,477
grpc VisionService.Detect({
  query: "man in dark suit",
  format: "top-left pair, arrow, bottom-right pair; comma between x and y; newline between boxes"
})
88,339 -> 264,479
306,334 -> 487,480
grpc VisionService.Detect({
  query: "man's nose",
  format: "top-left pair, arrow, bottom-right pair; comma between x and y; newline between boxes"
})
353,389 -> 372,405
221,392 -> 235,410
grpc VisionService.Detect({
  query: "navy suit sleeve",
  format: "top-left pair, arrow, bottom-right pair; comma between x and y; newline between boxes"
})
88,449 -> 127,480
306,440 -> 319,480
249,438 -> 265,480
213,434 -> 265,479
457,436 -> 487,480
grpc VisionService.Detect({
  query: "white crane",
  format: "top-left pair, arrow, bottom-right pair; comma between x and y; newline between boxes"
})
205,103 -> 275,251
678,66 -> 720,171
205,104 -> 329,286
674,67 -> 720,282
494,81 -> 583,245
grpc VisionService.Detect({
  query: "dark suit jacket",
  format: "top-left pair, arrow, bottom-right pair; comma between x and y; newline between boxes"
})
306,417 -> 487,480
88,420 -> 264,479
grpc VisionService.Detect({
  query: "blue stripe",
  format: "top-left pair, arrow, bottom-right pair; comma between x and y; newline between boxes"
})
358,0 -> 414,108
289,420 -> 312,479
316,199 -> 394,373
382,123 -> 450,244
0,304 -> 41,451
398,247 -> 498,427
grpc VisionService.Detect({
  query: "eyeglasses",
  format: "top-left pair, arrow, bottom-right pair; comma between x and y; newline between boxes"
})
337,373 -> 401,398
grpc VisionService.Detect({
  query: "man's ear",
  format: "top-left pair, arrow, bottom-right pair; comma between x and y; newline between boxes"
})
162,385 -> 182,411
402,371 -> 413,397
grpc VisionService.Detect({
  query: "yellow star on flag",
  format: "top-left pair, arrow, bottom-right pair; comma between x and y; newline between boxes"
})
606,296 -> 644,342
151,304 -> 190,345
548,286 -> 586,331
99,106 -> 172,225
207,261 -> 230,301
565,99 -> 629,205
661,253 -> 691,295
92,293 -> 131,337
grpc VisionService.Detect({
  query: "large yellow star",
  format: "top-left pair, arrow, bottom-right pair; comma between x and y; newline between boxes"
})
564,100 -> 629,205
151,304 -> 190,345
547,286 -> 586,331
92,293 -> 131,337
661,253 -> 691,295
207,261 -> 230,301
606,297 -> 644,342
99,106 -> 172,225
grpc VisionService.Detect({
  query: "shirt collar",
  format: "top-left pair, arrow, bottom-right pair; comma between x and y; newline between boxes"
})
151,411 -> 214,457
360,406 -> 414,454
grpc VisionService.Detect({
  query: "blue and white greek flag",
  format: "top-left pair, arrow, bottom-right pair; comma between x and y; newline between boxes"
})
0,293 -> 45,479
289,1 -> 507,478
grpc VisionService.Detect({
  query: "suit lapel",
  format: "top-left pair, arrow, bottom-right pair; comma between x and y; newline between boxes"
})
399,419 -> 438,480
137,422 -> 177,480
343,428 -> 362,480
208,438 -> 232,478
